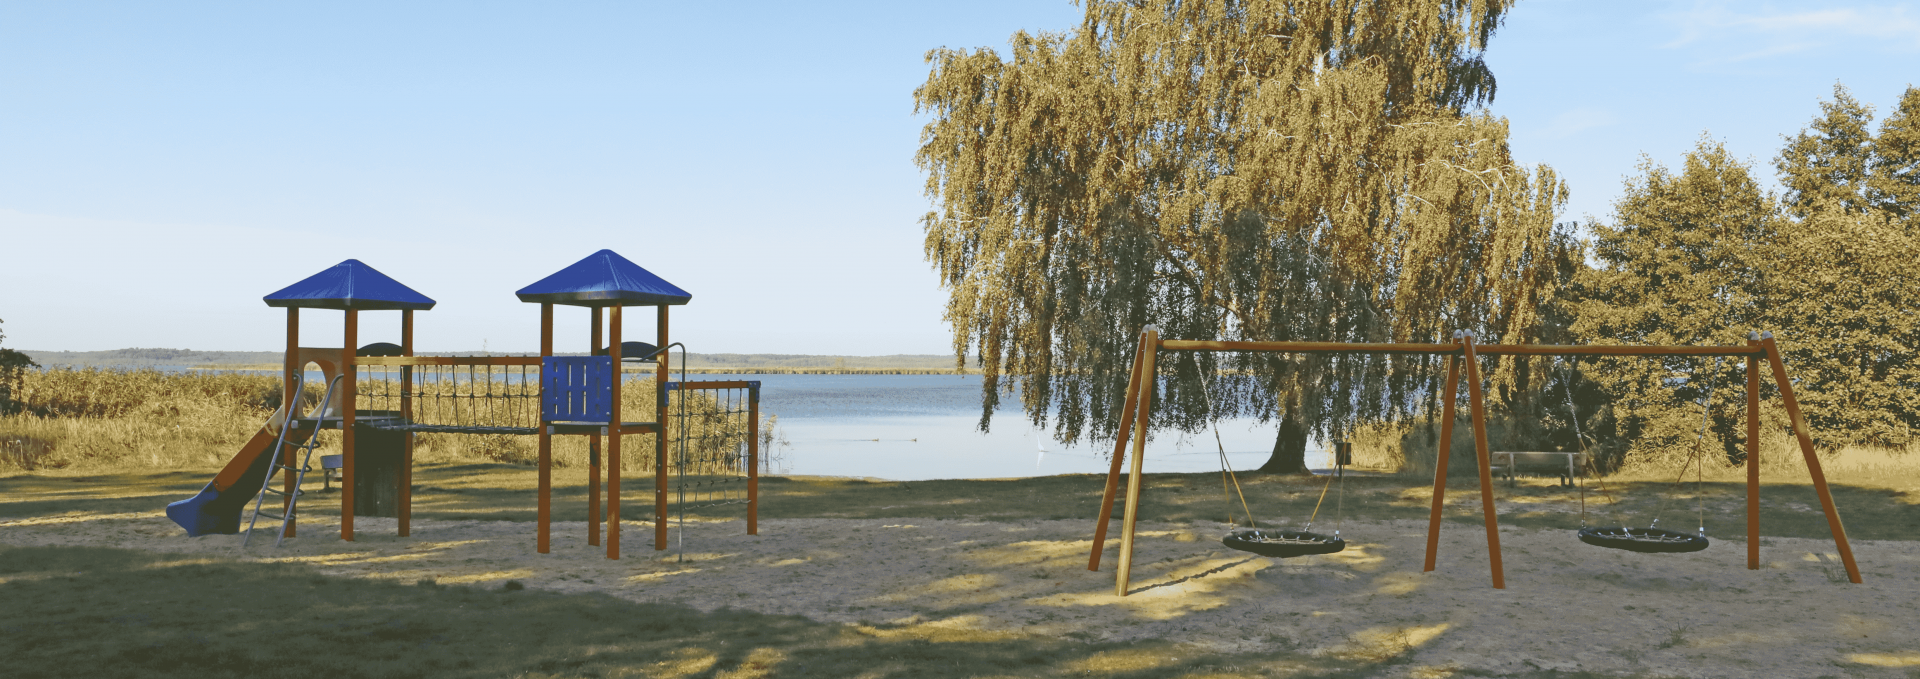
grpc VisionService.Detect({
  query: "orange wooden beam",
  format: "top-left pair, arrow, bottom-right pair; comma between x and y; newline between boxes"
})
655,305 -> 670,552
1746,335 -> 1761,570
1114,327 -> 1160,596
399,309 -> 414,538
1461,333 -> 1505,589
1089,330 -> 1150,572
355,356 -> 543,366
341,309 -> 358,542
537,303 -> 553,554
589,307 -> 603,548
1761,334 -> 1861,583
608,305 -> 623,560
1422,353 -> 1462,572
284,308 -> 299,538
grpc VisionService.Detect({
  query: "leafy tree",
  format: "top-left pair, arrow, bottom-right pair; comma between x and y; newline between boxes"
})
1777,84 -> 1876,217
0,318 -> 39,415
1767,85 -> 1920,447
1568,138 -> 1777,467
1765,201 -> 1920,446
1867,86 -> 1920,218
914,0 -> 1571,472
1574,87 -> 1920,465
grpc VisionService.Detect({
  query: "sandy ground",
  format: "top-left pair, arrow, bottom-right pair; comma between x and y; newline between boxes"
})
4,508 -> 1917,678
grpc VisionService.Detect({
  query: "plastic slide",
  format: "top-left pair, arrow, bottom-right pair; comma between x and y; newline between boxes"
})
165,411 -> 315,537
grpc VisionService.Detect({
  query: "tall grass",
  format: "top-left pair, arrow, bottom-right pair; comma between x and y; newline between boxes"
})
1349,411 -> 1920,486
0,368 -> 776,476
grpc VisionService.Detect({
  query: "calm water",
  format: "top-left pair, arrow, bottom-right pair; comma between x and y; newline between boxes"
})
687,373 -> 1333,481
145,366 -> 1332,481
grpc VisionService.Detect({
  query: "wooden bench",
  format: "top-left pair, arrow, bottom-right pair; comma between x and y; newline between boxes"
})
1490,451 -> 1586,488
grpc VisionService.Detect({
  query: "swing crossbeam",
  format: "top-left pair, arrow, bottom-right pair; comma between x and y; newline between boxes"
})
1088,330 -> 1862,597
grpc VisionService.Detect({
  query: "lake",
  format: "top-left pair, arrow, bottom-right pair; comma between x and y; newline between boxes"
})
683,373 -> 1334,481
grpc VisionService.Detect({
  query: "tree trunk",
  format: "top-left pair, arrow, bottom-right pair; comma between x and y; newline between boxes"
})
1257,410 -> 1310,473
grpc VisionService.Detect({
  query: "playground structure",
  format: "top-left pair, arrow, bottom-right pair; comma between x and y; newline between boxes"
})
1088,327 -> 1863,596
166,251 -> 760,559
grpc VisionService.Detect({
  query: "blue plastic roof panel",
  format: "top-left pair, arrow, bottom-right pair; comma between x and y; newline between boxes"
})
263,259 -> 437,311
515,249 -> 691,307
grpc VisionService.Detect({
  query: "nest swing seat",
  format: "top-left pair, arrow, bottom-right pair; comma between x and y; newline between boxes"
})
1577,526 -> 1709,553
1222,528 -> 1347,558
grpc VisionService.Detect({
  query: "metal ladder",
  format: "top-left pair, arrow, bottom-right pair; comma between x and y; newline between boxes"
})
244,372 -> 344,548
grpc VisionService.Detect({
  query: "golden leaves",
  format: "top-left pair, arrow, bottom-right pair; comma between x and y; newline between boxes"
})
915,0 -> 1566,444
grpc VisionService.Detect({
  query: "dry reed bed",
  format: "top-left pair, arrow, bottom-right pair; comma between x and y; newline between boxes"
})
1,368 -> 767,475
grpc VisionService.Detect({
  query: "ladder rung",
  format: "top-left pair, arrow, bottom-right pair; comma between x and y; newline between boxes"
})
262,488 -> 305,497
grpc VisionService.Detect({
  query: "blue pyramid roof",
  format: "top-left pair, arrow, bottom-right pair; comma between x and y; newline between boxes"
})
515,249 -> 691,307
263,259 -> 436,311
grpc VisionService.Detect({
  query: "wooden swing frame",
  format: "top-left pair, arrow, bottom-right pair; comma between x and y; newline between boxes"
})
1087,328 -> 1862,596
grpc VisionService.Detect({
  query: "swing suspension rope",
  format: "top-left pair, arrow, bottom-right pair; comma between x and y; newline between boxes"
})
1570,356 -> 1717,552
1647,357 -> 1716,537
1200,373 -> 1344,538
1566,358 -> 1625,529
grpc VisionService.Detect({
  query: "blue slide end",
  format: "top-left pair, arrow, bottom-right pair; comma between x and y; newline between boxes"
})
166,485 -> 241,537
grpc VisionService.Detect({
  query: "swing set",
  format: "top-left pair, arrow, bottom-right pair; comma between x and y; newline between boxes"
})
1087,327 -> 1862,596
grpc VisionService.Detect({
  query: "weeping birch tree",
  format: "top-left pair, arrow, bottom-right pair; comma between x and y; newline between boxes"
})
914,0 -> 1573,472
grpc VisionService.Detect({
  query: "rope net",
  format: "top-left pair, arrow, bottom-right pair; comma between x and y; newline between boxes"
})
354,363 -> 542,435
667,381 -> 759,509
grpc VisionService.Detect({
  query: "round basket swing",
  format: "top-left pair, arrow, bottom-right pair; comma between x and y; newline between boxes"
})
1563,356 -> 1716,556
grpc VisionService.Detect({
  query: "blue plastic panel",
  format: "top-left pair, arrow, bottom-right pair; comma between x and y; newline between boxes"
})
542,356 -> 613,423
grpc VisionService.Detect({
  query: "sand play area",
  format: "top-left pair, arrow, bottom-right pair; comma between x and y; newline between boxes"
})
4,505 -> 1917,678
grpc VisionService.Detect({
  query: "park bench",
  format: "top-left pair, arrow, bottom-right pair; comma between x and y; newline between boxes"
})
1489,451 -> 1586,488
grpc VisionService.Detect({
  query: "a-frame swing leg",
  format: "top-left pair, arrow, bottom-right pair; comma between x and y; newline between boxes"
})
1746,337 -> 1761,570
1422,354 -> 1462,572
1114,328 -> 1160,597
1089,330 -> 1151,572
1461,333 -> 1505,589
1762,335 -> 1861,583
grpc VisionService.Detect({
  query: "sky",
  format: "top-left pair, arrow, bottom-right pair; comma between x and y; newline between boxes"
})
2,1 -> 1916,356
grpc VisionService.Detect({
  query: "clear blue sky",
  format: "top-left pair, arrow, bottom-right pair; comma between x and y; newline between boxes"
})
3,1 -> 1915,356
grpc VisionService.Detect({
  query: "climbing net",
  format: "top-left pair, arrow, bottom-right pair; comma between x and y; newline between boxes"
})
354,361 -> 543,434
667,380 -> 760,509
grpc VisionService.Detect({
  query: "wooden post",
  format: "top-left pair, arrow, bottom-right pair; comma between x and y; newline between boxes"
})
341,309 -> 358,542
399,309 -> 413,538
1089,330 -> 1150,571
1746,335 -> 1761,570
608,305 -> 623,560
537,303 -> 553,554
284,309 -> 299,538
1115,328 -> 1159,596
1461,332 -> 1504,589
1761,334 -> 1861,583
1422,352 -> 1463,572
656,305 -> 670,551
747,384 -> 759,535
589,306 -> 603,547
